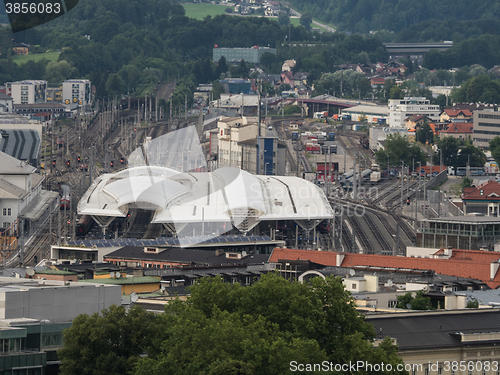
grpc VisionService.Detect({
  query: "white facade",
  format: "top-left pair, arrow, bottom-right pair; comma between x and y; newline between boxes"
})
0,93 -> 13,113
62,79 -> 91,106
6,80 -> 47,104
218,116 -> 260,168
388,97 -> 440,127
341,104 -> 388,124
0,152 -> 43,229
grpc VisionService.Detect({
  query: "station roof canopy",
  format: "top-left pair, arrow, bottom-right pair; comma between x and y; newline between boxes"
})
78,166 -> 333,234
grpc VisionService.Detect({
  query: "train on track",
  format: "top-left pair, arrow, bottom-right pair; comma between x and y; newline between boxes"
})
76,215 -> 95,237
60,184 -> 71,210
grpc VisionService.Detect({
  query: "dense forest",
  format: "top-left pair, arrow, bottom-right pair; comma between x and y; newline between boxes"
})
286,0 -> 500,35
1,0 -> 500,104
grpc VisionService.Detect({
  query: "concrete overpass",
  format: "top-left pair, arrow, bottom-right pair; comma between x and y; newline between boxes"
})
384,42 -> 453,61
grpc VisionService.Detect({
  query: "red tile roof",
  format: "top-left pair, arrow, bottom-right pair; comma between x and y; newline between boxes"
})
462,180 -> 500,201
442,109 -> 473,117
441,123 -> 473,134
270,248 -> 500,288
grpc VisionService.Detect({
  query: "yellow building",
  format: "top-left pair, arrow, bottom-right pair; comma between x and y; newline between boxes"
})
79,275 -> 161,295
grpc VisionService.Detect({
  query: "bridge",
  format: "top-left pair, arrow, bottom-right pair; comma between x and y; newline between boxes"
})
384,42 -> 453,60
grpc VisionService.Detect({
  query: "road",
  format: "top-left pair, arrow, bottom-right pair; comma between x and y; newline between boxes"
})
285,2 -> 336,33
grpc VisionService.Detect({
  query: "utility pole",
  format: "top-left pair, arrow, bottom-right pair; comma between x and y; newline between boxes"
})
400,160 -> 404,213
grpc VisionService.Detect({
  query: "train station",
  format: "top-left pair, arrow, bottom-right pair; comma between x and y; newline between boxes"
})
77,165 -> 334,240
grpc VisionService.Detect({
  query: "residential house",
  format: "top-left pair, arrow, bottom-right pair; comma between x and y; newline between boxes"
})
404,114 -> 430,131
462,180 -> 500,216
439,108 -> 472,122
439,122 -> 473,140
12,43 -> 29,55
269,247 -> 500,289
281,71 -> 293,87
281,59 -> 296,72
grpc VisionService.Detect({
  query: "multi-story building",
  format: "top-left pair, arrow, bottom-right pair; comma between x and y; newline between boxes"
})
217,116 -> 285,175
388,97 -> 440,128
0,92 -> 13,113
62,79 -> 91,106
213,45 -> 276,64
5,80 -> 47,104
473,107 -> 500,149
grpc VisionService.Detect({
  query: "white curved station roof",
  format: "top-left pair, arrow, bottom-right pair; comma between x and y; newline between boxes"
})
78,167 -> 333,233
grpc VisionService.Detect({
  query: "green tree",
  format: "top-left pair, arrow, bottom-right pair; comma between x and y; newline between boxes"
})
489,136 -> 500,168
105,73 -> 126,97
415,122 -> 434,145
44,60 -> 77,84
396,290 -> 434,310
462,176 -> 474,188
210,80 -> 224,100
375,133 -> 426,168
457,142 -> 486,167
467,299 -> 479,308
300,11 -> 313,31
134,274 -> 407,375
278,12 -> 290,26
58,305 -> 159,375
433,136 -> 460,167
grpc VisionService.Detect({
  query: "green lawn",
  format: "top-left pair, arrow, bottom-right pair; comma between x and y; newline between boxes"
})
182,3 -> 232,20
12,51 -> 60,65
181,4 -> 333,32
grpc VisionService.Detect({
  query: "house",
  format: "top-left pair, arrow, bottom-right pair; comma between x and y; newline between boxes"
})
269,247 -> 500,289
281,59 -> 296,72
0,93 -> 13,113
439,122 -> 473,140
370,77 -> 385,88
12,43 -> 29,55
439,108 -> 472,122
462,180 -> 500,216
404,114 -> 430,131
103,246 -> 270,269
280,71 -> 294,87
292,72 -> 310,88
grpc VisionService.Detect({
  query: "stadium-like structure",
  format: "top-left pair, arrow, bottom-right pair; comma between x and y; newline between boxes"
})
78,166 -> 333,237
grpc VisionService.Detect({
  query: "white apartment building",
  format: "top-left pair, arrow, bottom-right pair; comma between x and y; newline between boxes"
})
62,79 -> 91,106
388,97 -> 440,127
6,80 -> 47,104
216,116 -> 285,175
217,116 -> 261,169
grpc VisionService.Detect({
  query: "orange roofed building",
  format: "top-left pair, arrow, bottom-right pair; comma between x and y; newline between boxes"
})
462,180 -> 500,216
439,122 -> 473,140
270,248 -> 500,289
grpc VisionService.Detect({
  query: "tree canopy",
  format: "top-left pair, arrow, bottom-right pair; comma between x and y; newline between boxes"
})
136,274 -> 406,375
375,133 -> 426,168
58,274 -> 407,375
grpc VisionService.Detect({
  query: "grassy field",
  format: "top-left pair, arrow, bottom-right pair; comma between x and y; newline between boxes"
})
182,3 -> 232,20
181,4 -> 332,31
12,52 -> 60,65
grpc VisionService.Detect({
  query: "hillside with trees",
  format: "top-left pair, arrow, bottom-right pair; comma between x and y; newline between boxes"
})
286,0 -> 500,34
